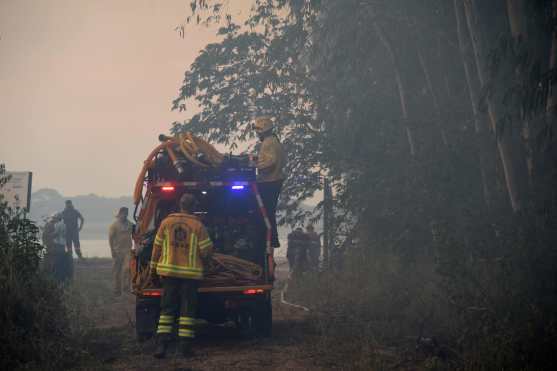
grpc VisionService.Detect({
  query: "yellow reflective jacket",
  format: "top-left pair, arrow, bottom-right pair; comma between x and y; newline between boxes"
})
150,213 -> 213,280
257,135 -> 286,182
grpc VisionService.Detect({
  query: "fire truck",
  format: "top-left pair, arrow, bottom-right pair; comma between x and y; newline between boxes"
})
131,134 -> 274,340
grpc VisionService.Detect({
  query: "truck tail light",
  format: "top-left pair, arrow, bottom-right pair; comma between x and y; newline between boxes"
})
243,288 -> 264,295
142,290 -> 162,297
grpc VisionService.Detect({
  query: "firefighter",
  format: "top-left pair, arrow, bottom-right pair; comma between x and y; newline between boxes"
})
61,200 -> 85,261
306,225 -> 321,270
287,227 -> 308,274
42,213 -> 67,282
108,207 -> 133,296
151,193 -> 213,359
253,115 -> 286,248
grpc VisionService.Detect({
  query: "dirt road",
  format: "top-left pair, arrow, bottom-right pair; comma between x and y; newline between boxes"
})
74,259 -> 330,371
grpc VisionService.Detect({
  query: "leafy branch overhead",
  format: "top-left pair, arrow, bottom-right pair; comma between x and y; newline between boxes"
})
171,3 -> 322,225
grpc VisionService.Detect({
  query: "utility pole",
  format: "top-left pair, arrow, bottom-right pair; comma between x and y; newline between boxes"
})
322,177 -> 332,269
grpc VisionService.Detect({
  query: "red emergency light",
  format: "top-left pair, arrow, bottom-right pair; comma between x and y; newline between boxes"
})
243,288 -> 265,295
161,185 -> 175,192
142,290 -> 162,297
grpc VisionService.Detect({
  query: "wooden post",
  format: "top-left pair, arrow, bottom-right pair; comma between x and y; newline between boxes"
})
322,177 -> 332,269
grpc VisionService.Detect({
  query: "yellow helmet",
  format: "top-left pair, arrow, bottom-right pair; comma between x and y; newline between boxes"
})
253,116 -> 273,133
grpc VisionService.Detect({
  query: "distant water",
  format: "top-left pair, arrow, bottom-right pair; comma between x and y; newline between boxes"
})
80,239 -> 111,258
80,239 -> 287,258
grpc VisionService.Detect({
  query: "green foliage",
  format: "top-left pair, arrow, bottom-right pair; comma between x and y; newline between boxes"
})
176,1 -> 557,368
0,164 -> 86,370
172,4 -> 321,225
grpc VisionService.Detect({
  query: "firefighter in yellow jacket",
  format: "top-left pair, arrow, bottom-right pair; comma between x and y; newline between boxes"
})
254,116 -> 286,248
151,193 -> 213,359
108,207 -> 133,296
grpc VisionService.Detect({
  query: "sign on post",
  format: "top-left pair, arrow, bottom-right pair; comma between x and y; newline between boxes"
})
0,171 -> 33,211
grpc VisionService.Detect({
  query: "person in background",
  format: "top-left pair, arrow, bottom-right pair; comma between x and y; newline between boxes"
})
287,227 -> 308,275
109,207 -> 133,296
253,115 -> 286,248
42,213 -> 67,282
151,193 -> 214,359
62,200 -> 85,261
306,225 -> 321,271
53,213 -> 73,282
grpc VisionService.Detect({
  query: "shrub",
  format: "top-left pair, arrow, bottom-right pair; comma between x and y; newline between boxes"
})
0,165 -> 86,370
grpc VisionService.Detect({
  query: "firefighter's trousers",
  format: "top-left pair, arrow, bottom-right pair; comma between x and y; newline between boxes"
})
156,277 -> 199,341
112,251 -> 130,295
257,180 -> 283,248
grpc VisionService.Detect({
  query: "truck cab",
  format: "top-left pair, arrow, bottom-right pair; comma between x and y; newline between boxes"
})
131,146 -> 274,340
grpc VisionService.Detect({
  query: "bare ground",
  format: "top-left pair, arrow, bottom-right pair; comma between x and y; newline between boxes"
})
73,259 -> 334,371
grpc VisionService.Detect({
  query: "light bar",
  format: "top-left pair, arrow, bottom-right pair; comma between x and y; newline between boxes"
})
231,185 -> 245,190
161,186 -> 175,192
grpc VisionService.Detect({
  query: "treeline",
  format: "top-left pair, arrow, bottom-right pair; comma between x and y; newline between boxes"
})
172,1 -> 557,369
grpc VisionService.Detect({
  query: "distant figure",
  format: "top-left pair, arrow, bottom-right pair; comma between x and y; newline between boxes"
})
62,200 -> 85,260
109,207 -> 133,296
151,193 -> 214,359
306,225 -> 321,270
287,227 -> 309,274
42,213 -> 67,282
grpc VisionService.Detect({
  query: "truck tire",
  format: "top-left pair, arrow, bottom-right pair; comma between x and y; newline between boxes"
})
136,296 -> 159,341
254,295 -> 272,338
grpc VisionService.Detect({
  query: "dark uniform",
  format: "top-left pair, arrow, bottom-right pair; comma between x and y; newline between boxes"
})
62,202 -> 84,259
287,228 -> 309,274
306,228 -> 321,270
42,216 -> 70,283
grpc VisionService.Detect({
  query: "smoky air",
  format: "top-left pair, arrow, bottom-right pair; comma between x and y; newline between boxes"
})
1,1 -> 556,369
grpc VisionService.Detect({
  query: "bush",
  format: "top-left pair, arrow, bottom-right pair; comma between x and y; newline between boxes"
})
289,206 -> 557,370
288,250 -> 453,370
0,165 -> 89,370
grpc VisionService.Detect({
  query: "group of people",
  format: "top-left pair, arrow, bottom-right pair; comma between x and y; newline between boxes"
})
41,198 -> 134,297
287,225 -> 321,275
43,115 -> 286,358
42,200 -> 85,283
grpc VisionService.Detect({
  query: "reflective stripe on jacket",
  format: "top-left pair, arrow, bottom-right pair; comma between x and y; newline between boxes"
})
150,213 -> 213,280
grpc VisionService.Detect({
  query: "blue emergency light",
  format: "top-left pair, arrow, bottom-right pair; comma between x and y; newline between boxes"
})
231,185 -> 245,190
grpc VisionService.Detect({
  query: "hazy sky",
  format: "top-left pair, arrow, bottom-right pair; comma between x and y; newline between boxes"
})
1,0 -> 249,197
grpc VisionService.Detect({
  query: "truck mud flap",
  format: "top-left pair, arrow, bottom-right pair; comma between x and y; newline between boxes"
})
135,296 -> 160,341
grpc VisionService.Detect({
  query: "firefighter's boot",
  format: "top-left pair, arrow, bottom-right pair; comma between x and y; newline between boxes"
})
153,339 -> 168,359
180,339 -> 194,357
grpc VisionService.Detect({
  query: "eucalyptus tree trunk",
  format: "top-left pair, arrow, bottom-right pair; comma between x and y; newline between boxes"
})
463,0 -> 524,212
454,0 -> 492,209
373,21 -> 416,157
417,47 -> 449,147
547,0 -> 557,120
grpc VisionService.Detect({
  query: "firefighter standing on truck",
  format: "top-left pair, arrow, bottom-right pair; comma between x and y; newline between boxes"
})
108,207 -> 133,296
253,116 -> 286,248
151,193 -> 213,359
